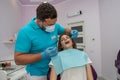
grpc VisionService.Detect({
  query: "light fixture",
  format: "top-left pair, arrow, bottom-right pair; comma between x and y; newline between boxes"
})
30,0 -> 54,3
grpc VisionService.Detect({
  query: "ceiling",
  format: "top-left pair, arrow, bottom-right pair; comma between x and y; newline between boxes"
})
18,0 -> 67,5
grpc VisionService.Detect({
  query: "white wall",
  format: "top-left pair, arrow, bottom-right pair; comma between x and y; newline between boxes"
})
0,0 -> 22,60
20,5 -> 37,26
99,0 -> 120,79
20,0 -> 102,77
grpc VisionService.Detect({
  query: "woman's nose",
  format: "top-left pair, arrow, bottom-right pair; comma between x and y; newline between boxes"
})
64,38 -> 67,41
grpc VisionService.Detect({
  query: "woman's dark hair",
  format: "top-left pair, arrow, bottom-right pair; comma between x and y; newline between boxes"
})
58,33 -> 77,51
36,2 -> 57,21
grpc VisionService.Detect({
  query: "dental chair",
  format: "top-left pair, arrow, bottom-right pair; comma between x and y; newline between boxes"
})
115,50 -> 120,80
90,65 -> 97,80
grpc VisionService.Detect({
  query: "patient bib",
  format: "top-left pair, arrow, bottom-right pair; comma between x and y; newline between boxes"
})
51,49 -> 89,75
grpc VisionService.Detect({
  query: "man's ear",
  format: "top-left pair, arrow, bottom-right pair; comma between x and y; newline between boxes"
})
36,19 -> 40,23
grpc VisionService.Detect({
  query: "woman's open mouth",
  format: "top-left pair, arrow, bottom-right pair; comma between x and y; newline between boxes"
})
65,41 -> 70,44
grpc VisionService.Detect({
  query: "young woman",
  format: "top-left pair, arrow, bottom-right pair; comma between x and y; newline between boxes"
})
48,33 -> 93,80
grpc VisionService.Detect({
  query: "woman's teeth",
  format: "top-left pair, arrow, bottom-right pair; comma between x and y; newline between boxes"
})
65,41 -> 69,44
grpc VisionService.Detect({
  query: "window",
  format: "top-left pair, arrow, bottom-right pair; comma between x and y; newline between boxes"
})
68,21 -> 86,51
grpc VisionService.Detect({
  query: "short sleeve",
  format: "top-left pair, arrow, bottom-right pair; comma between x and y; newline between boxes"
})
15,29 -> 31,53
56,23 -> 65,35
82,51 -> 92,64
49,61 -> 53,66
88,57 -> 92,64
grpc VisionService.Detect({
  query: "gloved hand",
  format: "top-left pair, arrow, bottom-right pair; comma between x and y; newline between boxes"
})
41,47 -> 58,59
70,30 -> 78,39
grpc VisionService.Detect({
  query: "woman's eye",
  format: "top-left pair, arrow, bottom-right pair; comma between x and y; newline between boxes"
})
66,37 -> 70,39
61,39 -> 64,41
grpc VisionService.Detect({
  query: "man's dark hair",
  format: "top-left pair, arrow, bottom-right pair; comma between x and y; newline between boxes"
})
36,2 -> 57,21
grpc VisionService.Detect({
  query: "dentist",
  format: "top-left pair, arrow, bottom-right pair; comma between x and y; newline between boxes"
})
14,2 -> 78,80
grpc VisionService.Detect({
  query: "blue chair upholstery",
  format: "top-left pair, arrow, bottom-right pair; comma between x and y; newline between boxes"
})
115,50 -> 120,80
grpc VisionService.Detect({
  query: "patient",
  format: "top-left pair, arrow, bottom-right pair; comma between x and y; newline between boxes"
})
48,33 -> 93,80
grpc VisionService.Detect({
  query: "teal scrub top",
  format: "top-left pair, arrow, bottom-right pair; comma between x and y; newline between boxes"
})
15,17 -> 65,76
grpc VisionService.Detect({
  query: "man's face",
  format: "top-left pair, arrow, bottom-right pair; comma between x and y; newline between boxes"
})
42,18 -> 57,27
36,18 -> 57,27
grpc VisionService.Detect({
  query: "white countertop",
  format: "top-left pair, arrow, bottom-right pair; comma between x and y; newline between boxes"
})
0,65 -> 27,80
7,67 -> 26,80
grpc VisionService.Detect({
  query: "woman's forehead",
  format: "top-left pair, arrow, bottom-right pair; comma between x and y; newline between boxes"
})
61,35 -> 70,38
